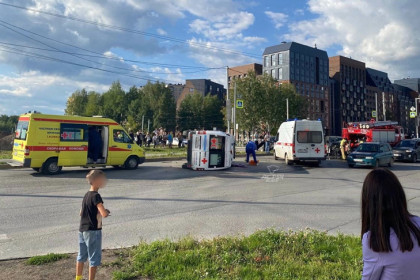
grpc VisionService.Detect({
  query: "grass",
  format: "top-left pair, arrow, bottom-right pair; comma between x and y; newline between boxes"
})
143,146 -> 187,158
113,229 -> 363,280
0,150 -> 12,160
26,253 -> 69,265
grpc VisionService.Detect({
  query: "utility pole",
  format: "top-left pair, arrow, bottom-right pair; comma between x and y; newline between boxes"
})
375,92 -> 378,122
382,92 -> 386,121
142,115 -> 144,131
416,98 -> 420,138
286,98 -> 289,120
226,66 -> 231,133
233,82 -> 237,140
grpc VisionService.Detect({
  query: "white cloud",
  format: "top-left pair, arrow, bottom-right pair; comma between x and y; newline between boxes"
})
189,11 -> 255,41
265,11 -> 288,29
294,9 -> 305,16
243,36 -> 267,44
156,28 -> 167,35
284,0 -> 420,80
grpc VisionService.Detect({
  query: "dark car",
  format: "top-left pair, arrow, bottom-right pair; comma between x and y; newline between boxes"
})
393,139 -> 420,162
347,142 -> 393,168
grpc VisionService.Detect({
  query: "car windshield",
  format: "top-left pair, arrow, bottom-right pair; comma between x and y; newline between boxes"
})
396,140 -> 415,148
356,144 -> 379,153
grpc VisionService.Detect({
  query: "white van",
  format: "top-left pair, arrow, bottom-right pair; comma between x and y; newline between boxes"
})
273,120 -> 326,166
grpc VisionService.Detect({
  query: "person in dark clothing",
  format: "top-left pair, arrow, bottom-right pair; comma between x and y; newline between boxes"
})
245,141 -> 257,163
128,130 -> 134,142
76,170 -> 110,280
136,131 -> 143,146
88,127 -> 102,163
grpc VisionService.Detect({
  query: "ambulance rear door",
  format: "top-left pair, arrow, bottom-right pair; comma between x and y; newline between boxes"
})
58,123 -> 89,166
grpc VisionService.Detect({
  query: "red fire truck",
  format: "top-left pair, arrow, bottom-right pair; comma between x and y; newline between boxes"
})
342,120 -> 405,149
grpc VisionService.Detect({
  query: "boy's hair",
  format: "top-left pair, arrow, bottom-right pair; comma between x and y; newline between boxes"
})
86,170 -> 106,184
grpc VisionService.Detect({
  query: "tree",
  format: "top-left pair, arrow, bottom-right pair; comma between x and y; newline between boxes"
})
84,91 -> 102,117
0,115 -> 18,133
100,81 -> 126,123
202,94 -> 224,130
65,89 -> 88,115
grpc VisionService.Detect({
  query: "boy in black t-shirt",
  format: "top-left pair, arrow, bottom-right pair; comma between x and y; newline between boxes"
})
75,170 -> 110,280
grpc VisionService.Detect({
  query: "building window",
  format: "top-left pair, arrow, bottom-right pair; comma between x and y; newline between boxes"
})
264,56 -> 269,67
278,53 -> 283,64
271,55 -> 276,66
271,69 -> 276,79
189,88 -> 194,92
278,67 -> 283,80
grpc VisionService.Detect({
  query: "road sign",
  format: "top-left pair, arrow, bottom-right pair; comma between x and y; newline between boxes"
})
411,106 -> 416,112
372,111 -> 377,118
410,111 -> 417,118
236,100 -> 243,109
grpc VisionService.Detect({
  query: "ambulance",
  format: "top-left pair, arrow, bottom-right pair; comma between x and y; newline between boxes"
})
11,113 -> 145,174
273,119 -> 326,166
183,130 -> 234,171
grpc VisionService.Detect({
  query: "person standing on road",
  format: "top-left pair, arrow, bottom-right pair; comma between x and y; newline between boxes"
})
75,170 -> 110,280
340,138 -> 348,160
361,168 -> 420,280
167,132 -> 173,149
245,140 -> 257,164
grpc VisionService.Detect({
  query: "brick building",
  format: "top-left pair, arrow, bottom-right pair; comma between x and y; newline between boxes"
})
329,56 -> 367,135
228,63 -> 262,88
176,79 -> 226,109
263,42 -> 330,132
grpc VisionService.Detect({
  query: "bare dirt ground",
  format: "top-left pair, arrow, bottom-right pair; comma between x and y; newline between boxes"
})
0,249 -> 145,280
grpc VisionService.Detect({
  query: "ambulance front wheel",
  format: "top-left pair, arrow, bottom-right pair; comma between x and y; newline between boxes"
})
124,156 -> 139,170
42,158 -> 62,175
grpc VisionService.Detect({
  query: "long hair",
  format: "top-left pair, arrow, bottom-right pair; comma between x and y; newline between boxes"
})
361,168 -> 420,252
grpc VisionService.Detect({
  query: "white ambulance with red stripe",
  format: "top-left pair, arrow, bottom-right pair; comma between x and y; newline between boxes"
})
11,113 -> 145,174
184,130 -> 234,170
273,119 -> 326,166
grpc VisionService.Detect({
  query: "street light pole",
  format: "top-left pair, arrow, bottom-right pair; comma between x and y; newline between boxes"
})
226,66 -> 230,133
286,98 -> 289,120
233,81 -> 237,140
382,92 -> 386,121
375,92 -> 378,121
415,98 -> 420,138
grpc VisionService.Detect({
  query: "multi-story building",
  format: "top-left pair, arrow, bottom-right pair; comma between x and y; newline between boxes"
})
329,56 -> 367,135
176,79 -> 226,108
228,63 -> 262,88
394,78 -> 420,92
166,83 -> 185,103
366,68 -> 397,121
263,42 -> 330,132
393,83 -> 417,132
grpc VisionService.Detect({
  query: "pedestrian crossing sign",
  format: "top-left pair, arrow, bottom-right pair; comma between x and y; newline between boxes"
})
236,100 -> 244,109
372,111 -> 377,118
410,111 -> 417,118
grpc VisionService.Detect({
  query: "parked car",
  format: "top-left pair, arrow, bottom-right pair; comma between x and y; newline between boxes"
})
166,137 -> 180,146
393,139 -> 420,162
347,142 -> 393,168
325,136 -> 342,158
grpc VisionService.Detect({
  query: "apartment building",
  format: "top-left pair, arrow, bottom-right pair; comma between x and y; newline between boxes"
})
228,63 -> 262,88
263,42 -> 330,132
176,79 -> 226,109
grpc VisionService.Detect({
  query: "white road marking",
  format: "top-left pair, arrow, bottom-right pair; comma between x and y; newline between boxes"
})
0,234 -> 9,240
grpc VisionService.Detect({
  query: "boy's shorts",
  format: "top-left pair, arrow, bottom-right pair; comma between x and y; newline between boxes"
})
77,230 -> 102,267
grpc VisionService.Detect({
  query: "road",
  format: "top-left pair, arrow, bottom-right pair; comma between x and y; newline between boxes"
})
1,158 -> 420,260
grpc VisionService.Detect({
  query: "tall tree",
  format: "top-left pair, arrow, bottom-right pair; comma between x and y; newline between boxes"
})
65,89 -> 88,115
84,91 -> 102,117
100,81 -> 126,123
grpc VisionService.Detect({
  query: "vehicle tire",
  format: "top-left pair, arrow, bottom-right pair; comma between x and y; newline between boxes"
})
32,168 -> 40,172
285,155 -> 293,165
388,158 -> 394,167
374,160 -> 380,168
41,158 -> 62,175
412,154 -> 417,163
274,151 -> 278,160
348,164 -> 355,168
124,156 -> 139,170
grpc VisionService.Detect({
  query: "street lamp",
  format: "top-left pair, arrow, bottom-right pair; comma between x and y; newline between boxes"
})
415,98 -> 420,138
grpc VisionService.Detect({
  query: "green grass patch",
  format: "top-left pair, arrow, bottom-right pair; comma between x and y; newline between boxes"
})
113,230 -> 362,280
26,253 -> 69,265
0,150 -> 12,160
144,147 -> 187,158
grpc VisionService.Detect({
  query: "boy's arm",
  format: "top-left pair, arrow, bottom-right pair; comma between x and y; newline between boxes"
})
97,203 -> 109,218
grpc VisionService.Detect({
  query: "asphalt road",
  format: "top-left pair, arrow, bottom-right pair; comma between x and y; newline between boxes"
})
1,158 -> 420,260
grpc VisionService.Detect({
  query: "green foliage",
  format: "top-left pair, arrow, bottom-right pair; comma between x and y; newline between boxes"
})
26,253 -> 69,265
233,72 -> 307,134
177,93 -> 224,131
64,81 -> 177,132
113,229 -> 362,280
0,115 -> 18,133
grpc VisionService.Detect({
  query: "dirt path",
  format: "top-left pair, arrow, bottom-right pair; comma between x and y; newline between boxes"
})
0,249 -> 145,280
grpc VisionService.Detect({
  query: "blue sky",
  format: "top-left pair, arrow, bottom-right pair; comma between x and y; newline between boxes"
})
0,0 -> 419,115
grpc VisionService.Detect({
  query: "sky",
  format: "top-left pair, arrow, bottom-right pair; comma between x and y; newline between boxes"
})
0,0 -> 419,115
